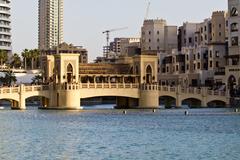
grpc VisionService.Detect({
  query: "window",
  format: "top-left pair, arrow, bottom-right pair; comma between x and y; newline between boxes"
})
219,32 -> 222,36
194,54 -> 196,60
176,65 -> 179,71
198,53 -> 200,59
231,23 -> 238,32
157,31 -> 160,35
216,61 -> 219,68
219,24 -> 222,28
231,7 -> 238,17
231,37 -> 239,46
195,36 -> 198,42
149,31 -> 151,35
157,38 -> 160,42
189,37 -> 192,43
167,67 -> 169,72
186,55 -> 189,60
209,50 -> 212,58
194,64 -> 196,70
197,62 -> 200,69
210,61 -> 213,68
215,51 -> 220,57
204,26 -> 207,31
187,64 -> 189,70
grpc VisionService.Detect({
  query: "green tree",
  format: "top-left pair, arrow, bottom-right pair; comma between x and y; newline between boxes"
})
0,71 -> 17,86
10,53 -> 22,68
0,50 -> 8,66
21,49 -> 31,69
30,49 -> 40,69
31,75 -> 43,85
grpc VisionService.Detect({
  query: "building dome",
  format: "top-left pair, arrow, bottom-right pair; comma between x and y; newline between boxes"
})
0,0 -> 11,52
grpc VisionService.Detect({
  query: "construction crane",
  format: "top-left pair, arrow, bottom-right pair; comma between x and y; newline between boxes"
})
144,0 -> 151,20
102,27 -> 128,57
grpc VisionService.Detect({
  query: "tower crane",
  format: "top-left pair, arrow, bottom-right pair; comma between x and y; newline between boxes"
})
144,0 -> 151,20
102,27 -> 128,57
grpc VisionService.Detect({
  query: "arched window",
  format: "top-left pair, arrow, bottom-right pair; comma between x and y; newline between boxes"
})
67,64 -> 73,72
146,65 -> 153,84
228,75 -> 236,97
67,64 -> 73,83
231,23 -> 238,32
135,66 -> 139,75
231,7 -> 238,17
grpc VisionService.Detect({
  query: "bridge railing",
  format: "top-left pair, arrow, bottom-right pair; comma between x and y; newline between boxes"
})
55,83 -> 140,91
159,85 -> 227,97
0,87 -> 19,94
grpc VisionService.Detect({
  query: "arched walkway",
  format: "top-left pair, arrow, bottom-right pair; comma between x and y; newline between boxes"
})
182,98 -> 202,108
159,96 -> 176,108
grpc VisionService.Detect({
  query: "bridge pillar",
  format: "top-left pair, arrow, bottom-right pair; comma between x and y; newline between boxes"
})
18,84 -> 26,110
176,98 -> 182,107
139,84 -> 159,109
55,84 -> 82,109
176,85 -> 182,107
201,88 -> 207,107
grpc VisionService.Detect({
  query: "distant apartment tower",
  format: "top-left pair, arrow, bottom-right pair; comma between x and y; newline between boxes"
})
0,0 -> 11,52
38,0 -> 63,50
109,38 -> 140,56
141,19 -> 177,54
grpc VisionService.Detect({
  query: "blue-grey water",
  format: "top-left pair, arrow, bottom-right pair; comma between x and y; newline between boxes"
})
0,107 -> 240,160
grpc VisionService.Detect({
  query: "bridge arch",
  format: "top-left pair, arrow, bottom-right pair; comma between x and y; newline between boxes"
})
207,100 -> 227,108
181,98 -> 202,108
0,98 -> 19,108
159,96 -> 176,108
25,95 -> 50,107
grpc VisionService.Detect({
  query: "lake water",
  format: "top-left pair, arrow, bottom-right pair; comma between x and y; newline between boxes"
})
0,107 -> 240,160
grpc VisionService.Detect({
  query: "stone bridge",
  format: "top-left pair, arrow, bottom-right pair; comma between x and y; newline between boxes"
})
0,83 -> 229,110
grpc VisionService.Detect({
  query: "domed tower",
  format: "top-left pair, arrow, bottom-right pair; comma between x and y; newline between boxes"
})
0,0 -> 11,52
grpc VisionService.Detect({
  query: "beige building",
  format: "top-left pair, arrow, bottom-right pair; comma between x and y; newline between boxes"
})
38,0 -> 64,50
41,43 -> 88,82
223,0 -> 240,96
141,19 -> 177,53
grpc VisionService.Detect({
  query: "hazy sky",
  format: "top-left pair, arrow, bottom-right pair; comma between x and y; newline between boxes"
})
12,0 -> 227,61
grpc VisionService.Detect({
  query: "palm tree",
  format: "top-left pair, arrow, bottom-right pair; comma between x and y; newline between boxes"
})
30,49 -> 40,69
21,49 -> 30,69
0,50 -> 8,66
10,53 -> 22,68
31,75 -> 43,85
0,71 -> 17,86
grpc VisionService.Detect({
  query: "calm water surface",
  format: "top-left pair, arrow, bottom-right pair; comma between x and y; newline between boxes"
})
0,107 -> 240,160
